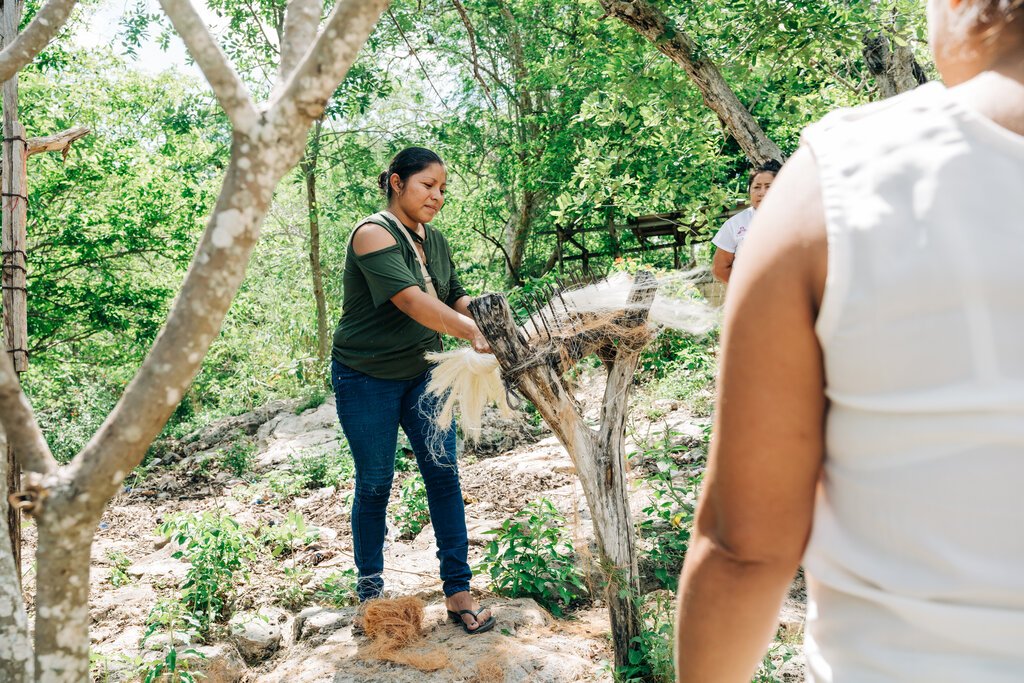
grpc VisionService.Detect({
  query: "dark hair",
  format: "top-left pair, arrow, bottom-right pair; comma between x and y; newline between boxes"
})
748,159 -> 782,189
378,147 -> 445,199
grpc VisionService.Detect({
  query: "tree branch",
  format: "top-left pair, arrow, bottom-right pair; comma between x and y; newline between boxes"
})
25,126 -> 89,158
158,0 -> 259,133
274,0 -> 321,97
595,0 -> 783,164
0,0 -> 79,83
451,0 -> 498,111
0,345 -> 58,476
274,0 -> 391,120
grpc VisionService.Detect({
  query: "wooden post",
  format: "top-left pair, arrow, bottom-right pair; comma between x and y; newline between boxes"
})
1,0 -> 26,582
469,270 -> 657,671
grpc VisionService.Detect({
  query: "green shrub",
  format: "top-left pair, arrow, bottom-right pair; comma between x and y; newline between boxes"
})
314,569 -> 359,607
393,472 -> 430,538
295,389 -> 328,414
615,590 -> 676,683
106,551 -> 133,587
292,447 -> 353,489
219,434 -> 256,476
476,498 -> 587,617
636,444 -> 700,592
159,513 -> 258,634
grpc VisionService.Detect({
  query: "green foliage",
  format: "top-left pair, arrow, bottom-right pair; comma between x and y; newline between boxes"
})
314,569 -> 359,608
261,511 -> 320,559
295,389 -> 328,414
636,440 -> 700,592
753,634 -> 798,682
477,498 -> 587,618
292,446 -> 354,490
159,513 -> 258,634
105,550 -> 133,587
219,434 -> 256,477
644,328 -> 719,417
393,472 -> 431,538
614,590 -> 676,683
261,512 -> 319,608
140,598 -> 205,682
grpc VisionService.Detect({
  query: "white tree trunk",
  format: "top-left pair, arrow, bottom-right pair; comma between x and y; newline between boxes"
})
0,0 -> 392,678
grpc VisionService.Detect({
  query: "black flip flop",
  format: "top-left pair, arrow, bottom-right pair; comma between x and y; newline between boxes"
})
447,607 -> 496,634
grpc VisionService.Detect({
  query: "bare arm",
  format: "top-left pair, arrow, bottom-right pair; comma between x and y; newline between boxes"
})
711,247 -> 735,283
353,225 -> 490,353
676,147 -> 828,682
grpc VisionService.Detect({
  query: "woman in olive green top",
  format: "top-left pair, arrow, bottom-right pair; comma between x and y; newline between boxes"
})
331,147 -> 495,635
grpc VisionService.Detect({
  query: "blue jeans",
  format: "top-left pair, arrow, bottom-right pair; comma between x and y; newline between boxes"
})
331,359 -> 472,602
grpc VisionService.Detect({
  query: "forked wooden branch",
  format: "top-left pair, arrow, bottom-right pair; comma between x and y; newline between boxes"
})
25,126 -> 90,158
469,270 -> 657,670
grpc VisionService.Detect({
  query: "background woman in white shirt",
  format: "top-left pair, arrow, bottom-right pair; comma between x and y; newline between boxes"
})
710,160 -> 781,283
677,1 -> 1024,681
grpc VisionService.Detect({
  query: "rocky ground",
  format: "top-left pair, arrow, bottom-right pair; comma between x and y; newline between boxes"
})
21,368 -> 806,682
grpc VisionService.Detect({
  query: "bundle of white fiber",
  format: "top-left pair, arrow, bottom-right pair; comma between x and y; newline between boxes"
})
523,271 -> 719,340
424,348 -> 514,441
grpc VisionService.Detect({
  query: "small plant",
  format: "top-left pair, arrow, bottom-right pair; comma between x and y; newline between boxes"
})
261,511 -> 320,558
614,589 -> 677,683
264,469 -> 304,499
314,569 -> 359,607
263,511 -> 320,609
159,512 -> 258,634
753,634 -> 797,682
295,389 -> 328,414
292,448 -> 353,489
140,598 -> 205,683
476,497 -> 587,617
106,550 -> 133,587
219,433 -> 255,476
393,472 -> 430,538
636,438 -> 699,592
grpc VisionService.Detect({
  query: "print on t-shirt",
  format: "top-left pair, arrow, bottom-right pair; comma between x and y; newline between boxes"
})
711,206 -> 755,257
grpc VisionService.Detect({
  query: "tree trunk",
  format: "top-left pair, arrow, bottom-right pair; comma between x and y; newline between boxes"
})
0,0 -> 391,676
2,0 -> 27,585
0,426 -> 32,683
862,32 -> 927,98
302,120 -> 329,364
505,188 -> 533,284
596,0 -> 783,165
468,271 -> 657,671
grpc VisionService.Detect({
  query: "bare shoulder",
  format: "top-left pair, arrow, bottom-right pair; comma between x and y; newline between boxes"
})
351,222 -> 398,256
731,147 -> 827,311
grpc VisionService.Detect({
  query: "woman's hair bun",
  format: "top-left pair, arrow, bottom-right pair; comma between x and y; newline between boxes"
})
378,170 -> 390,196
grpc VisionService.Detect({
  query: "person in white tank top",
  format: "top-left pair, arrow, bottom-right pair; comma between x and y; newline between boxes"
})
675,2 -> 1024,681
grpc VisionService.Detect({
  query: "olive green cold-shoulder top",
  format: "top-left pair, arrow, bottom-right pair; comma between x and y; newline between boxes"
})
331,213 -> 468,380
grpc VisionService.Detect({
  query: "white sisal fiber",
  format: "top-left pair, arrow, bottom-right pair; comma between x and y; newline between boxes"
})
424,348 -> 514,441
523,271 -> 719,341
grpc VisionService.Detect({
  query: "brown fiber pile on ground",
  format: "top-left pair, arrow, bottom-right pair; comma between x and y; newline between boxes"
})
469,652 -> 507,682
361,597 -> 448,671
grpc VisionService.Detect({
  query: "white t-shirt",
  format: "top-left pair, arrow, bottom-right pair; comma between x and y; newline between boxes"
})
802,82 -> 1024,682
711,206 -> 755,256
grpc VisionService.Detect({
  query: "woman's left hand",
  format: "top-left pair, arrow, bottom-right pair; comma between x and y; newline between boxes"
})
470,328 -> 491,354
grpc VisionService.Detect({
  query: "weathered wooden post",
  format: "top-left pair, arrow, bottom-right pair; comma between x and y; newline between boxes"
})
469,270 -> 657,671
1,0 -> 28,580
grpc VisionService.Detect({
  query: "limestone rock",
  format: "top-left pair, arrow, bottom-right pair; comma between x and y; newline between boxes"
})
294,606 -> 354,642
127,541 -> 188,580
230,609 -> 283,663
177,643 -> 247,683
255,402 -> 342,468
